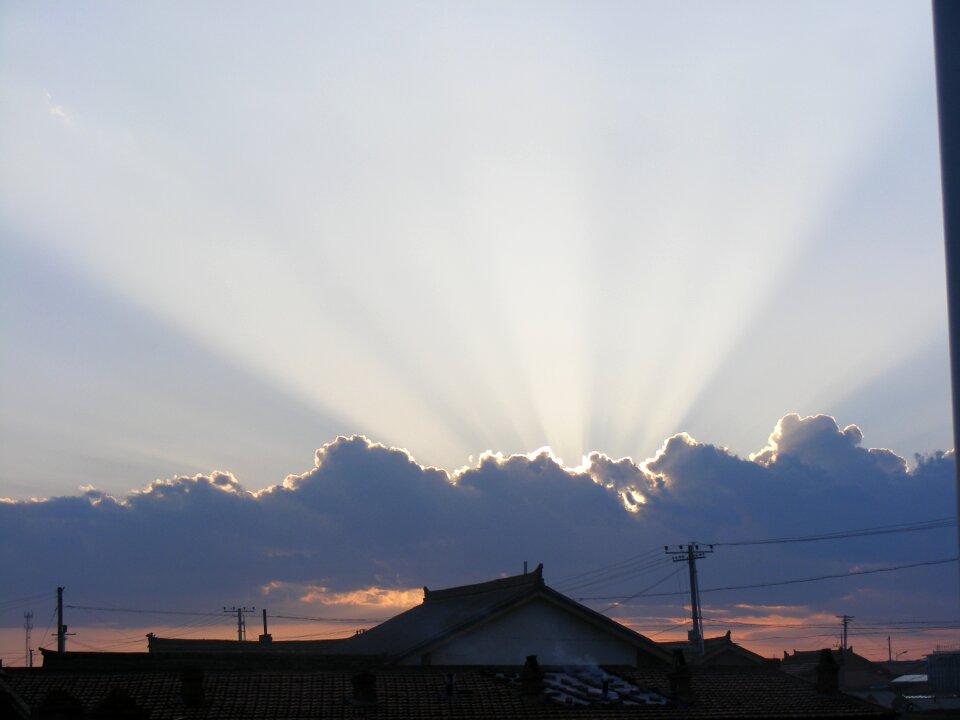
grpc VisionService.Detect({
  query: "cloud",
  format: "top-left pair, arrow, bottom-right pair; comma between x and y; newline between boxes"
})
43,89 -> 71,124
0,416 -> 954,648
750,413 -> 908,477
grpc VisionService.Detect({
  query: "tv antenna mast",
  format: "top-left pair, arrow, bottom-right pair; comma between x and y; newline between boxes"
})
224,606 -> 255,642
24,611 -> 33,667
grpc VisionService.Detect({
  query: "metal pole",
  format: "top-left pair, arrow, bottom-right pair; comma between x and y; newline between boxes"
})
687,545 -> 702,649
666,543 -> 713,654
933,0 -> 960,589
23,611 -> 33,667
56,587 -> 64,653
224,606 -> 255,642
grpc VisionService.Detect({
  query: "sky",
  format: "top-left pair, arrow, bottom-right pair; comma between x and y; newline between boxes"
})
0,1 -> 957,665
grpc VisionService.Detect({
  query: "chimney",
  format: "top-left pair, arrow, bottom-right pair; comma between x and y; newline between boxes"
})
351,671 -> 377,706
520,654 -> 545,702
180,668 -> 205,708
668,649 -> 693,704
259,608 -> 272,642
816,649 -> 839,694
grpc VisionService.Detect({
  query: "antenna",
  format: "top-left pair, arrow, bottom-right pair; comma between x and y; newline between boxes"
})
23,611 -> 33,667
224,606 -> 255,642
836,615 -> 854,653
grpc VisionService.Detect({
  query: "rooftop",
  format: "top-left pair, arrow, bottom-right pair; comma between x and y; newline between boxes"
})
1,664 -> 895,719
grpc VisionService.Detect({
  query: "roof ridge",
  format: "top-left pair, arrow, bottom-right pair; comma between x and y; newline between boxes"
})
424,564 -> 544,601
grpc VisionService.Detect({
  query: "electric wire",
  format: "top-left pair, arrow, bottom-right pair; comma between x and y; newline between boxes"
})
65,604 -> 225,617
36,605 -> 57,651
64,605 -> 379,624
557,557 -> 676,594
552,547 -> 663,586
271,614 -> 378,623
712,517 -> 955,547
598,565 -> 686,615
554,516 -> 953,597
0,591 -> 52,610
578,557 -> 957,601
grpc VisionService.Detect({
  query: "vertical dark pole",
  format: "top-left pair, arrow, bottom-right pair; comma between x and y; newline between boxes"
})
237,608 -> 243,642
686,546 -> 703,653
56,587 -> 64,653
262,608 -> 268,637
933,1 -> 960,578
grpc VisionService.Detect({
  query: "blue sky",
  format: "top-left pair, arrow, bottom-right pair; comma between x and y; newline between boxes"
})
0,1 -> 956,663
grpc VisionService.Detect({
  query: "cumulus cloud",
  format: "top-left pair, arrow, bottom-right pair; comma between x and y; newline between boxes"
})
750,413 -> 908,477
0,416 -> 954,641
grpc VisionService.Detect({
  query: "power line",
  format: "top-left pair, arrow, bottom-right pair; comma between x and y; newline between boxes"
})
553,547 -> 663,586
556,557 -> 675,593
65,604 -> 224,617
860,620 -> 960,627
36,606 -> 57,651
276,629 -> 362,640
578,557 -> 957,601
271,614 -> 378,623
598,566 -> 686,615
63,604 -> 381,624
712,517 -> 955,547
0,591 -> 52,610
554,517 -> 953,596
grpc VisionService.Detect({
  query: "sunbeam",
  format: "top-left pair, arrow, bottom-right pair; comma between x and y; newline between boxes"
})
0,1 -> 949,480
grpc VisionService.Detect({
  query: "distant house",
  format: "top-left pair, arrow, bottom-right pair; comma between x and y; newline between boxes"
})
928,649 -> 960,693
781,648 -> 891,692
659,631 -> 767,666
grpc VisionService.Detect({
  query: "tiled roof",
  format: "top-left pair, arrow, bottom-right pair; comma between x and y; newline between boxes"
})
3,665 -> 895,719
0,673 -> 30,719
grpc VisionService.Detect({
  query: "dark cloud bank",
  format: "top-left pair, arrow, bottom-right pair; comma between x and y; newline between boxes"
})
1,414 -> 955,627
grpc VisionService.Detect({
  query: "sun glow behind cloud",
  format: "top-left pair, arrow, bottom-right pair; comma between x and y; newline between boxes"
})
0,1 -> 950,495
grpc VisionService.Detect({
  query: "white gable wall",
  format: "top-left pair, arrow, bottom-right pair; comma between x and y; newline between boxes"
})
401,597 -> 639,666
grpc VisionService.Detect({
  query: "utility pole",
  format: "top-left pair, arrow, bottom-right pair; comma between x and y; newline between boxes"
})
23,611 -> 33,667
932,0 -> 960,599
888,635 -> 892,663
665,542 -> 714,654
57,587 -> 65,653
836,614 -> 854,656
224,606 -> 255,642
